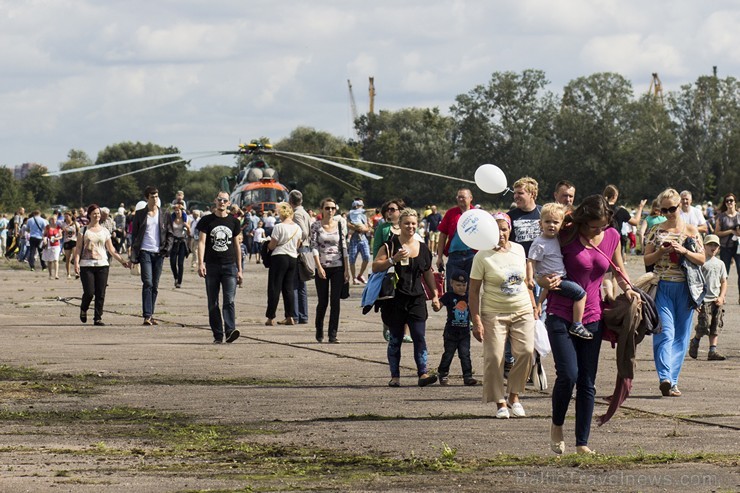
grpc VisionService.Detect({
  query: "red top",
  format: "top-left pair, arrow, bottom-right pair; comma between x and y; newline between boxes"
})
46,225 -> 61,247
437,206 -> 463,256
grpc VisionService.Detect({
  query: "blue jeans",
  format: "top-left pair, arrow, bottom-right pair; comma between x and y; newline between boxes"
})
437,327 -> 473,378
445,250 -> 475,292
139,250 -> 164,319
547,314 -> 602,447
169,240 -> 187,285
205,262 -> 238,341
293,249 -> 309,322
653,281 -> 693,386
387,319 -> 429,378
719,246 -> 740,297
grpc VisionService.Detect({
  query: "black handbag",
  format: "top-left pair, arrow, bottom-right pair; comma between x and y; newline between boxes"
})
260,241 -> 272,268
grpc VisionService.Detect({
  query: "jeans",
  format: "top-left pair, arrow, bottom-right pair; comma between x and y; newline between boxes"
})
437,327 -> 473,378
293,249 -> 309,323
138,250 -> 164,319
169,240 -> 187,285
547,314 -> 602,447
387,319 -> 429,378
314,265 -> 343,340
719,246 -> 740,297
80,266 -> 110,322
445,250 -> 475,292
205,262 -> 238,341
266,254 -> 296,319
653,281 -> 693,386
28,236 -> 46,270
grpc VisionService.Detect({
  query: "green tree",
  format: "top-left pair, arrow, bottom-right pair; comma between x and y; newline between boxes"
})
180,165 -> 235,206
451,69 -> 557,202
552,72 -> 635,198
92,141 -> 186,206
21,164 -> 56,208
620,95 -> 680,201
272,128 -> 362,208
55,149 -> 94,207
0,166 -> 28,212
669,75 -> 740,201
356,108 -> 458,208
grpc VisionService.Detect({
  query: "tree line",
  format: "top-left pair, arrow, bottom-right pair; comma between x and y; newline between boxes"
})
1,70 -> 738,212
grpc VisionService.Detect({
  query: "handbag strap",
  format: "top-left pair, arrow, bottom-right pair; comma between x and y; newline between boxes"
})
586,237 -> 634,290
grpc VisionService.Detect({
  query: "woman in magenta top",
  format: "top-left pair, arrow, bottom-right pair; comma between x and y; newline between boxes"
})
541,195 -> 636,456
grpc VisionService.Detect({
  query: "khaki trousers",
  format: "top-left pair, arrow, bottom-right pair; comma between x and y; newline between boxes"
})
481,308 -> 535,404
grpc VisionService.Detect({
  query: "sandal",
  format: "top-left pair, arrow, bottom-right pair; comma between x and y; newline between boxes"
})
669,385 -> 682,397
568,323 -> 593,340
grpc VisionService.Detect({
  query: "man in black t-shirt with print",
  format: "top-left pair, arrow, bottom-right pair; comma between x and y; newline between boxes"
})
198,191 -> 243,344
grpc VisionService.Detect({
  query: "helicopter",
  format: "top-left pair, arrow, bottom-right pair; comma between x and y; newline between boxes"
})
46,140 -> 474,211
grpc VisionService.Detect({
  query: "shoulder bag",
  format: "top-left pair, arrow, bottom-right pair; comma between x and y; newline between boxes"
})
262,225 -> 298,269
377,238 -> 398,300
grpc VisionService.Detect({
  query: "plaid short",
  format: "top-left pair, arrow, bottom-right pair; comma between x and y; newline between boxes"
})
348,233 -> 370,263
695,301 -> 724,337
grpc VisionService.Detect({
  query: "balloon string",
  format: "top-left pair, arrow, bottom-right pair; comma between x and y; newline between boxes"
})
502,187 -> 513,195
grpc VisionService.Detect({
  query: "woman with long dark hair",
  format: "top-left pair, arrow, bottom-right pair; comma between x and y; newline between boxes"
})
74,204 -> 130,326
169,200 -> 190,288
541,195 -> 636,455
714,193 -> 739,303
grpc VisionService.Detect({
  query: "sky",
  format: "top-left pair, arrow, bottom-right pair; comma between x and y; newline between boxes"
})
1,0 -> 739,172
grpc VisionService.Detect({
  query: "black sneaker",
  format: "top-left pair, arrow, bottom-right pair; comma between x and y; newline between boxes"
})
93,320 -> 105,326
418,375 -> 438,387
80,310 -> 87,323
225,329 -> 240,343
212,339 -> 223,344
438,374 -> 449,386
464,377 -> 478,386
708,351 -> 726,361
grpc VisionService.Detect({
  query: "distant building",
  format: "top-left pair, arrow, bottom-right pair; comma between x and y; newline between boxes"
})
13,162 -> 42,180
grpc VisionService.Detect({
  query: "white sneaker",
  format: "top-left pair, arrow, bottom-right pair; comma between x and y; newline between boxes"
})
509,401 -> 526,417
495,407 -> 510,419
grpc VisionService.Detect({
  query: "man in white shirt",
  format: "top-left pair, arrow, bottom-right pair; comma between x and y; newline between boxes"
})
679,190 -> 708,234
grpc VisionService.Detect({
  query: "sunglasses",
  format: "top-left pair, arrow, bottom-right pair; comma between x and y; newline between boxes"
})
726,199 -> 735,203
386,207 -> 399,212
216,198 -> 229,203
324,206 -> 336,210
660,205 -> 679,214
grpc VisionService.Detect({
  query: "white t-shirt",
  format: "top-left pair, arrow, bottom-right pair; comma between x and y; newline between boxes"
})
680,206 -> 706,228
271,223 -> 301,258
141,211 -> 161,253
78,227 -> 111,267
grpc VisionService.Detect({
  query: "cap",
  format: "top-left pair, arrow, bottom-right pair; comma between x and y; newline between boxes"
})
703,234 -> 720,246
352,199 -> 364,208
449,270 -> 468,283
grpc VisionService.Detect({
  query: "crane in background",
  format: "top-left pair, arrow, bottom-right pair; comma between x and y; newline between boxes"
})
347,79 -> 359,138
648,72 -> 664,104
369,76 -> 376,114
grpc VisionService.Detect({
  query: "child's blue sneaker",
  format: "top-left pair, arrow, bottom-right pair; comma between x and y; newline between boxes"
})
568,322 -> 593,340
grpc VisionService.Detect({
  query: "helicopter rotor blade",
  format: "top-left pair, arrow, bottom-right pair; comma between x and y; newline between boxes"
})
44,151 -> 218,177
93,159 -> 190,184
274,154 -> 361,192
308,154 -> 475,184
271,151 -> 383,180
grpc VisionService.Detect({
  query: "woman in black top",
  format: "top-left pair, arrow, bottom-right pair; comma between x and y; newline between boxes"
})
372,208 -> 441,387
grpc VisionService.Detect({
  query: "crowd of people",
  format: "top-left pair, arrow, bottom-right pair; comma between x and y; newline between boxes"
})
1,180 -> 737,456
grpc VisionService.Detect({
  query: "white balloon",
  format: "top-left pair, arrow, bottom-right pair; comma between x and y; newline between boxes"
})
135,200 -> 147,211
474,164 -> 508,194
456,209 -> 499,251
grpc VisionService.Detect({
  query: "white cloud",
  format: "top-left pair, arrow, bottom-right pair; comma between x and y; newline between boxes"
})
0,0 -> 739,170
